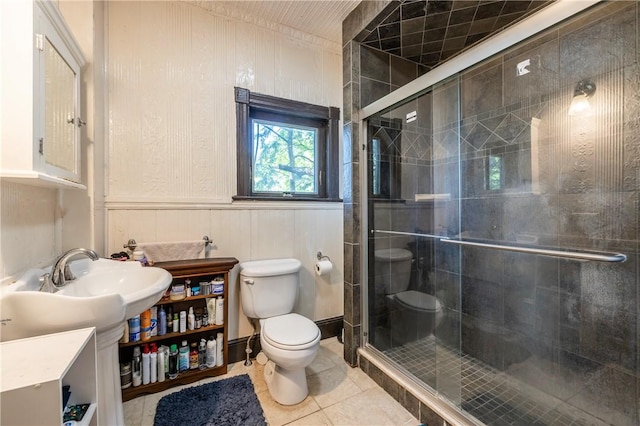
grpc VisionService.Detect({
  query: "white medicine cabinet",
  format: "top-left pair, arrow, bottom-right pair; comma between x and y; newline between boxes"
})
1,0 -> 86,188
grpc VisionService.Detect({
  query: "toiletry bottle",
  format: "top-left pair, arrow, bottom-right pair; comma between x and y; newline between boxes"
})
157,345 -> 165,382
198,339 -> 207,370
180,310 -> 187,333
206,336 -> 216,368
141,309 -> 151,341
185,279 -> 192,297
158,306 -> 166,336
188,306 -> 195,331
142,344 -> 150,385
173,313 -> 179,333
216,333 -> 223,367
129,315 -> 141,342
195,311 -> 202,329
166,306 -> 173,333
168,344 -> 179,379
132,346 -> 142,387
150,343 -> 158,383
202,309 -> 209,327
150,306 -> 158,337
189,342 -> 198,370
215,296 -> 224,325
179,340 -> 189,371
207,298 -> 216,323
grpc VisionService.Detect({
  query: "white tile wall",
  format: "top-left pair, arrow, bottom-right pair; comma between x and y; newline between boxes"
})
105,1 -> 345,339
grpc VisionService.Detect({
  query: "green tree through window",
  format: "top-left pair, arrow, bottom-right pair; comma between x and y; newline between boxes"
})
252,120 -> 317,194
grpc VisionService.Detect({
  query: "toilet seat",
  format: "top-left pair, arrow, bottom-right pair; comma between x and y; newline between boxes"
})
261,313 -> 320,350
395,290 -> 441,312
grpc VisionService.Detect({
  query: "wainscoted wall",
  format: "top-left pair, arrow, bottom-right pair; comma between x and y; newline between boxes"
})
105,1 -> 344,340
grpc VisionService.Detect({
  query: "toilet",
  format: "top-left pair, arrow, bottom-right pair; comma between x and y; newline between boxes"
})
240,258 -> 320,405
375,248 -> 443,344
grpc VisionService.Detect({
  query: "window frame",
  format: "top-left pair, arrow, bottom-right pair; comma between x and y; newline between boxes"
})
234,87 -> 341,201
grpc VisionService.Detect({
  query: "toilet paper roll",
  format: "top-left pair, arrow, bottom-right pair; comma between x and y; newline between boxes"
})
315,259 -> 333,276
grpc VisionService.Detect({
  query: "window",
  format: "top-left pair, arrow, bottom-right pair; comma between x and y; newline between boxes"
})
234,87 -> 340,201
486,154 -> 504,191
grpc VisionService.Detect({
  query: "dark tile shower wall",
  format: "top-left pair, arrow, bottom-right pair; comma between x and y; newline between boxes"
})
345,0 -> 640,424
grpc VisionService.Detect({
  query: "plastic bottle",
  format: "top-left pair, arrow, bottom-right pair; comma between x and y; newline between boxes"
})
173,313 -> 179,333
141,309 -> 151,341
158,306 -> 166,336
166,306 -> 173,333
132,346 -> 142,387
216,333 -> 223,367
206,336 -> 216,368
189,342 -> 198,370
188,306 -> 195,331
168,344 -> 179,379
150,306 -> 158,337
150,343 -> 158,383
179,340 -> 189,371
202,310 -> 209,327
179,310 -> 187,333
198,339 -> 207,370
157,345 -> 166,382
185,279 -> 192,298
215,296 -> 224,325
129,315 -> 141,342
142,344 -> 150,385
207,298 -> 216,323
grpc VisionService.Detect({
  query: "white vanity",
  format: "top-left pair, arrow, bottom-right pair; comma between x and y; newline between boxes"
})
0,327 -> 98,425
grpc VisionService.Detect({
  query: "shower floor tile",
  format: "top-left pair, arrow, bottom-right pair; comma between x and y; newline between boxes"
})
382,336 -> 608,426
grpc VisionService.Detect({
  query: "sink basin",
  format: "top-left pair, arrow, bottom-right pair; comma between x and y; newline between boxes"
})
0,258 -> 172,342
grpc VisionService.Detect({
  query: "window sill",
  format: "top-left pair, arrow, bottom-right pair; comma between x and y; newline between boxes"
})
232,195 -> 343,203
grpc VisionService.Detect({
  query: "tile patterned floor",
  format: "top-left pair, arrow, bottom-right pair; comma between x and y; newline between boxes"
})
383,336 -> 608,426
123,337 -> 420,426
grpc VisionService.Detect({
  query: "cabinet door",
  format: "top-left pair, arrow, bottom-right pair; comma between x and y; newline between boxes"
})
36,3 -> 82,183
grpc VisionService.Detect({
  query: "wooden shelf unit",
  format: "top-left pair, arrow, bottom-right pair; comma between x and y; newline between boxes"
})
119,257 -> 238,402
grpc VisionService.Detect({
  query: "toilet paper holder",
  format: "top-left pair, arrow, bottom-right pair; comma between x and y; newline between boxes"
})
316,251 -> 331,262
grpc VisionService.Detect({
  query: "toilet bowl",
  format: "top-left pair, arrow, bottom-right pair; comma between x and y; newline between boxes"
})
240,258 -> 320,405
259,313 -> 321,405
375,248 -> 443,344
390,290 -> 443,344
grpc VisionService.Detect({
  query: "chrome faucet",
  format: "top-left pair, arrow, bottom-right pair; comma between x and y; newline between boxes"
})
50,248 -> 100,287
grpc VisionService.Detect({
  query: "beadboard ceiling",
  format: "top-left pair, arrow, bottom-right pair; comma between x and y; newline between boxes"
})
189,1 -> 361,44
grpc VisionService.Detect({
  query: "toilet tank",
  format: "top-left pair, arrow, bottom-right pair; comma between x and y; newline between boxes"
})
239,258 -> 302,319
374,248 -> 413,294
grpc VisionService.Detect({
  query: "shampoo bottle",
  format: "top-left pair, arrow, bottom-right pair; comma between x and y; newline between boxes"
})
150,306 -> 158,337
150,343 -> 158,383
132,346 -> 142,387
216,333 -> 223,367
158,306 -> 166,336
179,340 -> 189,371
168,344 -> 179,379
215,296 -> 224,325
206,337 -> 216,368
157,345 -> 166,382
188,306 -> 195,331
179,310 -> 187,333
198,339 -> 207,370
142,344 -> 150,385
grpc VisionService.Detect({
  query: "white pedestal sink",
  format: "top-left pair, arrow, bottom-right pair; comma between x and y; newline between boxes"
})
0,258 -> 172,426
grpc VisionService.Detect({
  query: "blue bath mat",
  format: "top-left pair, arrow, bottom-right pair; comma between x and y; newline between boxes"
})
153,374 -> 266,426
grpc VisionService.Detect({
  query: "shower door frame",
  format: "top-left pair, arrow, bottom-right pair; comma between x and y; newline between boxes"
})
358,0 -> 602,417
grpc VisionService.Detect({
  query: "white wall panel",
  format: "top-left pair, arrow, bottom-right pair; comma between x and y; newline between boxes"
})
106,1 -> 344,340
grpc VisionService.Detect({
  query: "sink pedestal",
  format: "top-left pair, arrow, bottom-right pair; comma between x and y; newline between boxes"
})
96,323 -> 126,426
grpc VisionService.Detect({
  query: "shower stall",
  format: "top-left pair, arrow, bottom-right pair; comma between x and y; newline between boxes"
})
358,2 -> 639,425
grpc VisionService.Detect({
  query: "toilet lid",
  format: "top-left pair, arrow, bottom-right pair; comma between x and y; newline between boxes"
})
395,290 -> 441,312
262,313 -> 320,350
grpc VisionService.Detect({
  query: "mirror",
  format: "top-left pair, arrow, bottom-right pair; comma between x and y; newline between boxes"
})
44,37 -> 76,173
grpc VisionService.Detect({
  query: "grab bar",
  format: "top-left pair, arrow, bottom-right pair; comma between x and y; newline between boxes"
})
441,239 -> 627,263
371,229 -> 448,240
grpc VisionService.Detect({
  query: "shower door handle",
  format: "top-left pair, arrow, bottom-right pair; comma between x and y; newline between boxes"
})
440,239 -> 627,263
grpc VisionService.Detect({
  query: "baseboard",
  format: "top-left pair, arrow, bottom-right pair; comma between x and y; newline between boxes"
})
228,315 -> 343,364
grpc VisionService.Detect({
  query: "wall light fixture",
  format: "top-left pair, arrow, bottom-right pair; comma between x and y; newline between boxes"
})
568,79 -> 596,116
